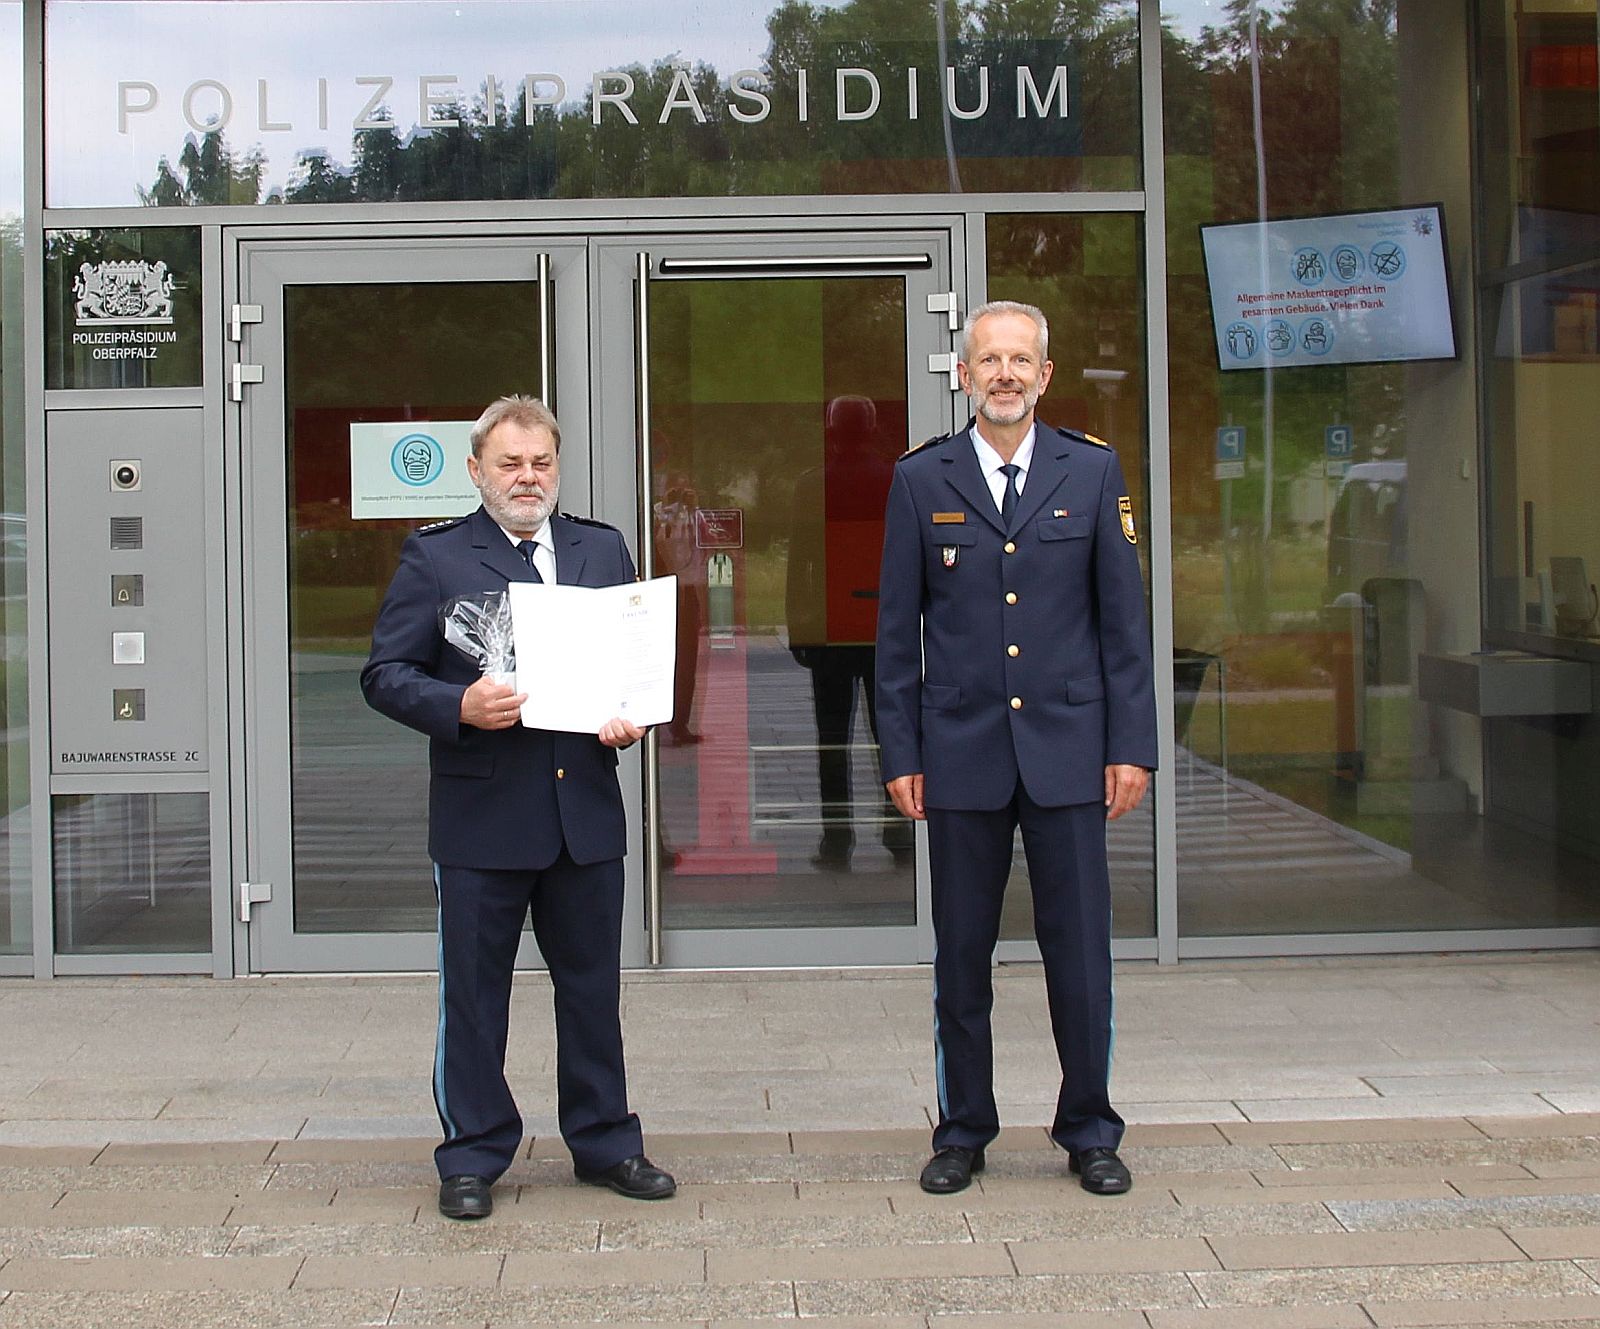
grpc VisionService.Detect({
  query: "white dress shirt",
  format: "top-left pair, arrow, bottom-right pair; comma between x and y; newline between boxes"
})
969,424 -> 1037,515
495,517 -> 556,585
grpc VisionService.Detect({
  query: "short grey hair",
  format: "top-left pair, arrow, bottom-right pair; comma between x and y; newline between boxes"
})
961,300 -> 1049,364
469,395 -> 561,457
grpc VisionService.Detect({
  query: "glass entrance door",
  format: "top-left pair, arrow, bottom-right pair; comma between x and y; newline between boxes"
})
236,237 -> 578,971
237,228 -> 959,973
594,233 -> 960,966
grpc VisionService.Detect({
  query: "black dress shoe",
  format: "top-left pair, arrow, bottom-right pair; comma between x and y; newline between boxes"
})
919,1145 -> 985,1194
575,1153 -> 677,1200
1070,1146 -> 1132,1195
438,1174 -> 493,1220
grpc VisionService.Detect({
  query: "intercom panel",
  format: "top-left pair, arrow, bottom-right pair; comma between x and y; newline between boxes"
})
47,408 -> 209,774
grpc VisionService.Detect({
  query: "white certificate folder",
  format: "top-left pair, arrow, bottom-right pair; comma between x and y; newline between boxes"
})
509,575 -> 678,733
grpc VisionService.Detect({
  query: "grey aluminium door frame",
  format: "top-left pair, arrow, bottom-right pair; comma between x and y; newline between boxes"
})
233,233 -> 588,973
590,223 -> 963,969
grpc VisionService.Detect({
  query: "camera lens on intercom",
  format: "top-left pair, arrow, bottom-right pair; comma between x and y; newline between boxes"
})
111,461 -> 141,491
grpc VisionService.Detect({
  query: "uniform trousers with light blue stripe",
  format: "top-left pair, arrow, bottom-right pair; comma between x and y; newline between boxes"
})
432,853 -> 642,1182
927,786 -> 1123,1157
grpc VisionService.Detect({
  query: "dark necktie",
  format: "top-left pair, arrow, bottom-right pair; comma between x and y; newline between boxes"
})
517,539 -> 543,583
999,463 -> 1021,528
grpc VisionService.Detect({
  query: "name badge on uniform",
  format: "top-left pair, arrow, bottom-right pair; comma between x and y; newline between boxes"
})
1119,496 -> 1137,544
931,512 -> 965,524
942,545 -> 959,568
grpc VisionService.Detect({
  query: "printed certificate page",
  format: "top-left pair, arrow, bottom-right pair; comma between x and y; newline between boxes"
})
508,575 -> 677,734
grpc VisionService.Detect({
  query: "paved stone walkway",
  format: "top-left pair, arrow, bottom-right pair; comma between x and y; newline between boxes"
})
2,955 -> 1599,1325
2,1117 -> 1600,1326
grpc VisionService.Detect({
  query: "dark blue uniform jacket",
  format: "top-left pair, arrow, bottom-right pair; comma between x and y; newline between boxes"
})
875,423 -> 1158,810
361,505 -> 634,869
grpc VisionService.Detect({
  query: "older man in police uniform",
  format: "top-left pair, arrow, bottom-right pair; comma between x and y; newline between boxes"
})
362,395 -> 674,1220
875,300 -> 1157,1196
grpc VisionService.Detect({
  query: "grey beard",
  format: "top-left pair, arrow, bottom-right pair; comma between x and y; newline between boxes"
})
481,476 -> 559,531
974,386 -> 1038,427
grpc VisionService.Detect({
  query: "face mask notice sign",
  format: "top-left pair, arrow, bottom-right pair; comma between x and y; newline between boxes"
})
349,421 -> 478,520
1201,204 -> 1458,371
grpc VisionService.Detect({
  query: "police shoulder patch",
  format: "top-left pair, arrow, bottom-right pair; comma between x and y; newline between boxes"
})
558,511 -> 620,532
416,515 -> 468,536
1055,424 -> 1111,448
898,432 -> 951,462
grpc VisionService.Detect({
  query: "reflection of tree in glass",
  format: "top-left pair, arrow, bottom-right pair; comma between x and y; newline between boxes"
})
137,0 -> 1142,206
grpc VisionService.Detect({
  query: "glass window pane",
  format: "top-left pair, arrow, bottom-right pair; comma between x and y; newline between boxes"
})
650,275 -> 916,929
985,214 -> 1154,941
1,0 -> 27,958
53,794 -> 209,954
1163,0 -> 1600,936
46,0 -> 1140,208
286,281 -> 544,933
1478,0 -> 1600,655
44,227 -> 203,390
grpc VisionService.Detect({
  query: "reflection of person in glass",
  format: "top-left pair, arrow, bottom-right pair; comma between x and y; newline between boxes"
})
652,467 -> 702,746
875,302 -> 1157,1199
786,395 -> 911,870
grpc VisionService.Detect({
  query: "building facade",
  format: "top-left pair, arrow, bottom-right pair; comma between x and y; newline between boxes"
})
1,0 -> 1596,977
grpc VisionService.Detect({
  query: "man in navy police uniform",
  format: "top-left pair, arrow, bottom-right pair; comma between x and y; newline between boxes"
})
875,301 -> 1157,1196
362,395 -> 675,1220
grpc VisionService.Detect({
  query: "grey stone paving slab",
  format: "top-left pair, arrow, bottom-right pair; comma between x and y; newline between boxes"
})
263,1161 -> 443,1190
0,1226 -> 234,1259
1331,1194 -> 1600,1231
299,1114 -> 442,1139
1508,1225 -> 1600,1260
0,1254 -> 302,1292
1526,1159 -> 1600,1182
95,1141 -> 278,1166
1169,1181 -> 1458,1207
1210,1226 -> 1526,1269
617,1152 -> 918,1186
1469,1114 -> 1600,1139
0,1195 -> 59,1226
0,1091 -> 171,1121
0,1148 -> 96,1168
1276,1138 -> 1600,1171
1365,1073 -> 1600,1097
1147,1308 -> 1372,1329
1119,1144 -> 1289,1174
267,1137 -> 439,1164
968,1199 -> 1344,1242
0,1118 -> 308,1147
1190,1260 -> 1600,1306
598,1211 -> 971,1251
709,1241 -> 1013,1283
927,1313 -> 1151,1329
293,1252 -> 505,1290
1238,1095 -> 1561,1121
1350,1292 -> 1600,1324
1217,1119 -> 1489,1145
1253,1163 -> 1533,1189
1120,1102 -> 1248,1124
228,1218 -> 600,1256
226,1195 -> 421,1225
0,1165 -> 272,1193
392,1281 -> 794,1323
1009,1236 -> 1220,1274
0,1288 -> 395,1328
794,1271 -> 1201,1316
